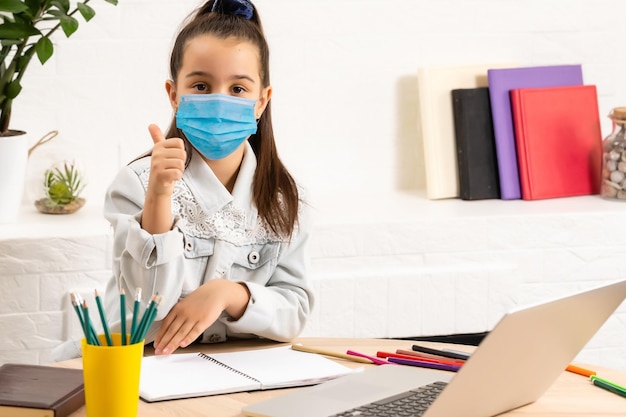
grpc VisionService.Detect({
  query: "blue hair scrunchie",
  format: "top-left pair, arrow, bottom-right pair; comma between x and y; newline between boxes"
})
211,0 -> 254,20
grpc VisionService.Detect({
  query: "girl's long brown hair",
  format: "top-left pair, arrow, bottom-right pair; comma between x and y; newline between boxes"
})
166,0 -> 299,238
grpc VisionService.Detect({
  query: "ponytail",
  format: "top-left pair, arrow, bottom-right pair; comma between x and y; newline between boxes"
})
197,0 -> 257,23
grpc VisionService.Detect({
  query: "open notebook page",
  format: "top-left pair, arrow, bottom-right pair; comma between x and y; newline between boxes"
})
139,345 -> 356,402
140,352 -> 260,402
209,345 -> 357,389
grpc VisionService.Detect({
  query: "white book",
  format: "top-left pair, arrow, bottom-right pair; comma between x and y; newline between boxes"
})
139,345 -> 356,402
418,63 -> 517,200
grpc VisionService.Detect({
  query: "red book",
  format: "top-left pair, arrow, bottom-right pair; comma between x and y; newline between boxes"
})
510,85 -> 602,200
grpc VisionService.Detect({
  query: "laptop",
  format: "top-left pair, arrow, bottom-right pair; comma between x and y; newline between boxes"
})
243,279 -> 626,417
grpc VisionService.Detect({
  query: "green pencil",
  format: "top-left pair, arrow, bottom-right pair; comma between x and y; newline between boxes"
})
81,300 -> 97,345
590,375 -> 626,398
70,293 -> 87,341
131,294 -> 158,344
120,288 -> 127,345
94,290 -> 113,346
138,295 -> 161,342
131,294 -> 155,344
130,287 -> 142,341
72,292 -> 100,346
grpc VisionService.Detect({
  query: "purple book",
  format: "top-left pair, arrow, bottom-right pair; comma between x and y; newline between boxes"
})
487,65 -> 584,199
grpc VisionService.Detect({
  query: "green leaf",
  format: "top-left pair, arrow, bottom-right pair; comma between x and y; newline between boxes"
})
60,15 -> 79,37
24,0 -> 38,14
5,79 -> 21,99
50,0 -> 70,13
0,39 -> 21,46
77,3 -> 96,22
45,9 -> 64,18
48,181 -> 72,204
12,13 -> 28,25
35,37 -> 53,64
16,48 -> 32,70
104,0 -> 118,5
0,22 -> 39,39
0,0 -> 28,13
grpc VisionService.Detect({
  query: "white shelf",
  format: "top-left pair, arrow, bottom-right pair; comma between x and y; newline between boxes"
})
0,201 -> 110,240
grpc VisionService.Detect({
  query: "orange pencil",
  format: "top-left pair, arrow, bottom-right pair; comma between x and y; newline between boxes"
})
566,364 -> 596,377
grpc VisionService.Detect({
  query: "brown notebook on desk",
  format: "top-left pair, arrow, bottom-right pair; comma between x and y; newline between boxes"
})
0,363 -> 84,417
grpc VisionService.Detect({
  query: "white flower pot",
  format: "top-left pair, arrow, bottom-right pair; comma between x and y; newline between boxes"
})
0,131 -> 29,223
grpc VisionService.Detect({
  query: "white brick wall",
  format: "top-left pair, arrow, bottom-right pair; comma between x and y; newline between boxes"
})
2,194 -> 626,372
301,192 -> 626,375
0,205 -> 111,364
2,1 -> 626,371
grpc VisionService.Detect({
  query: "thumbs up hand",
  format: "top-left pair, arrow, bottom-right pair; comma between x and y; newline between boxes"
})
147,124 -> 186,198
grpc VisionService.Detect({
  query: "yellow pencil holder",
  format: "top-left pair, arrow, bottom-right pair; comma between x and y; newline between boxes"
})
82,333 -> 144,417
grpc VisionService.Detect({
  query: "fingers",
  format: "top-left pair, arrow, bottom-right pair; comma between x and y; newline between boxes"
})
154,316 -> 182,355
154,316 -> 202,355
152,290 -> 225,355
153,314 -> 176,354
148,123 -> 185,152
148,123 -> 166,145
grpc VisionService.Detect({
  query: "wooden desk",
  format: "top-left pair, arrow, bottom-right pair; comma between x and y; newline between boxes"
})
56,337 -> 626,417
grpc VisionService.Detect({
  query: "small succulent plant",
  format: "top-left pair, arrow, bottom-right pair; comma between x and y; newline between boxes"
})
43,161 -> 85,206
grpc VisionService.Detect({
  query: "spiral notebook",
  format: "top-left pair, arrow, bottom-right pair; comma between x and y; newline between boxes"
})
139,345 -> 355,402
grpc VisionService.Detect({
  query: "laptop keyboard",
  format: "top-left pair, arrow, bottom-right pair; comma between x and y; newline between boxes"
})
330,381 -> 448,417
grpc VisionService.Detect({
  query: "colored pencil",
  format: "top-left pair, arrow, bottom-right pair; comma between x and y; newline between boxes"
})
396,349 -> 465,365
131,294 -> 160,344
566,364 -> 596,377
378,351 -> 463,367
81,300 -> 98,346
291,344 -> 373,364
71,292 -> 99,345
346,350 -> 394,365
130,287 -> 142,339
412,344 -> 470,361
131,294 -> 155,344
388,356 -> 462,372
590,375 -> 626,398
70,292 -> 86,337
120,288 -> 126,345
141,299 -> 160,341
94,289 -> 113,346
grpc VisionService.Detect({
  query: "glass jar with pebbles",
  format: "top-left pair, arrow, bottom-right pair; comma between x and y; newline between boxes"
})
601,107 -> 626,200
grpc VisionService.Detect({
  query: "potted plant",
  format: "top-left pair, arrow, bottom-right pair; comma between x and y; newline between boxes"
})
35,160 -> 86,214
0,0 -> 118,222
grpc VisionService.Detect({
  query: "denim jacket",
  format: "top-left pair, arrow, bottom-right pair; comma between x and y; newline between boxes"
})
103,142 -> 313,344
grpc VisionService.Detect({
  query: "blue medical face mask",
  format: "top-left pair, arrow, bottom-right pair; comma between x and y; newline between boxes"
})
176,94 -> 258,160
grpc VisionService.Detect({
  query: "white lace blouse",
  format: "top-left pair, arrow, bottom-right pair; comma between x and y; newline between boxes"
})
103,142 -> 313,344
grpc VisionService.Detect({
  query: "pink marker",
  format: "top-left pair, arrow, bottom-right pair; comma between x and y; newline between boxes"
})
346,350 -> 396,365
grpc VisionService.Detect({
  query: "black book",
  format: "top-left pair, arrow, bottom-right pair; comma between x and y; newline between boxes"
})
451,87 -> 501,200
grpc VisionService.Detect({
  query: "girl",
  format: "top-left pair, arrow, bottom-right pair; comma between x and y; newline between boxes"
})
104,0 -> 313,355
